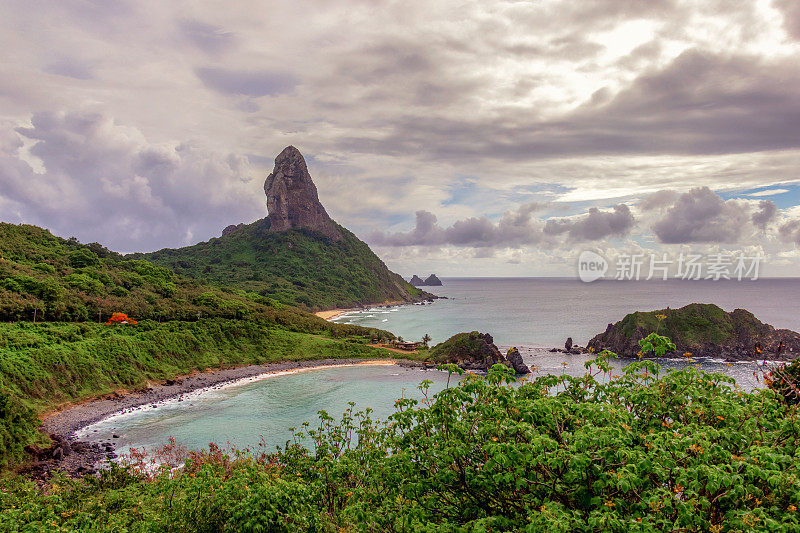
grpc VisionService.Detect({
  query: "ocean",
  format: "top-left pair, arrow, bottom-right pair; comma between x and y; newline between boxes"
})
332,277 -> 800,347
82,277 -> 800,457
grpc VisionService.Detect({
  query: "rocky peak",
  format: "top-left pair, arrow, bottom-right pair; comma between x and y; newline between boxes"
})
264,146 -> 342,241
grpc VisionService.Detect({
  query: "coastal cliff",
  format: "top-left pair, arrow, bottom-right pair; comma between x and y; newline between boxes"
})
587,303 -> 800,360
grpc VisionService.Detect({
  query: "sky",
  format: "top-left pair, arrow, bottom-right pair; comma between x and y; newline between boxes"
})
1,0 -> 800,277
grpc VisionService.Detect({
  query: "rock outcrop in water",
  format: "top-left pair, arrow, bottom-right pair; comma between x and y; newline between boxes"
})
409,274 -> 443,286
506,347 -> 530,374
424,274 -> 442,286
428,332 -> 530,374
264,146 -> 342,242
587,303 -> 800,361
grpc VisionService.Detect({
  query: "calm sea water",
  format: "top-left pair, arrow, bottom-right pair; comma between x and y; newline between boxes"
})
84,277 -> 800,456
333,278 -> 800,347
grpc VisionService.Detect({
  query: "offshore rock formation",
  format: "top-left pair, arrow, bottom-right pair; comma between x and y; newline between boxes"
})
587,303 -> 800,361
429,332 -> 530,374
409,275 -> 425,286
424,274 -> 443,286
410,274 -> 443,286
506,347 -> 530,374
264,146 -> 342,241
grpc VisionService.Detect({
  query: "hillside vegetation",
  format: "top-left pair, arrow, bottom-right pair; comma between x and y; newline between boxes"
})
138,218 -> 427,310
0,223 -> 283,323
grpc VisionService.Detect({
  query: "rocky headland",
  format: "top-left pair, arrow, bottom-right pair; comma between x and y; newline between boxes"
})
585,303 -> 800,361
428,331 -> 530,374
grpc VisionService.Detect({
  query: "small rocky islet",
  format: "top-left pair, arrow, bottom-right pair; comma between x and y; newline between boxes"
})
409,274 -> 443,286
554,303 -> 800,361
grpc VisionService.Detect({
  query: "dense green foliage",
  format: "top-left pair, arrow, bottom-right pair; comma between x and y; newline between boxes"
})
615,303 -> 760,346
138,218 -> 425,310
0,319 -> 394,468
0,223 -> 286,323
3,335 -> 800,531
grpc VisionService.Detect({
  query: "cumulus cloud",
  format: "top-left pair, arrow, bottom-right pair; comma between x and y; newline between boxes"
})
0,111 -> 264,251
650,187 -> 775,244
543,204 -> 635,241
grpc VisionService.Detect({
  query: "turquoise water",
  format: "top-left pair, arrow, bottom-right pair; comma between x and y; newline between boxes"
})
81,277 -> 800,457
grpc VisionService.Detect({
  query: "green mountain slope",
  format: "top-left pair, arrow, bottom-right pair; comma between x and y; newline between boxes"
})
138,218 -> 427,310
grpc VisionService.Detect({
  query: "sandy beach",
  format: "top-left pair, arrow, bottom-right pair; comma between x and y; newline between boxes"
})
314,308 -> 357,320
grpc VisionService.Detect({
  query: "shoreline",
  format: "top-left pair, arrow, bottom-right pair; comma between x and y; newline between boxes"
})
36,357 -> 424,477
314,308 -> 359,320
314,300 -> 406,321
42,358 -> 418,439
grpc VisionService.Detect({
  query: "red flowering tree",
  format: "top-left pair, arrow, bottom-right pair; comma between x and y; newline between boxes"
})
106,312 -> 137,325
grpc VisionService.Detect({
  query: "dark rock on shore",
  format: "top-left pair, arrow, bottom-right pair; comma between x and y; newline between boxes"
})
428,331 -> 529,374
587,303 -> 800,361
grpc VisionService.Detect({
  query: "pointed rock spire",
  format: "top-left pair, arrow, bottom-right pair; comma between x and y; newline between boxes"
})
264,146 -> 342,241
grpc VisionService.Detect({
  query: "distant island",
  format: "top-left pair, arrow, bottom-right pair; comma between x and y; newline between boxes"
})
587,303 -> 800,361
409,274 -> 443,286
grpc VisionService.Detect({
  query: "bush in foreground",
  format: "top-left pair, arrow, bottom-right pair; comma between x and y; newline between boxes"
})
2,335 -> 799,531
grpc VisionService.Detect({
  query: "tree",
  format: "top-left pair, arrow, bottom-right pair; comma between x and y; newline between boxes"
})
422,333 -> 432,348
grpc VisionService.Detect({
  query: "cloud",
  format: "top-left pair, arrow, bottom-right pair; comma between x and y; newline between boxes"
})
0,111 -> 264,251
195,67 -> 296,97
179,18 -> 235,54
368,203 -> 551,248
774,0 -> 800,40
543,204 -> 635,241
752,199 -> 777,229
780,220 -> 800,246
368,202 -> 636,248
651,187 -> 773,244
